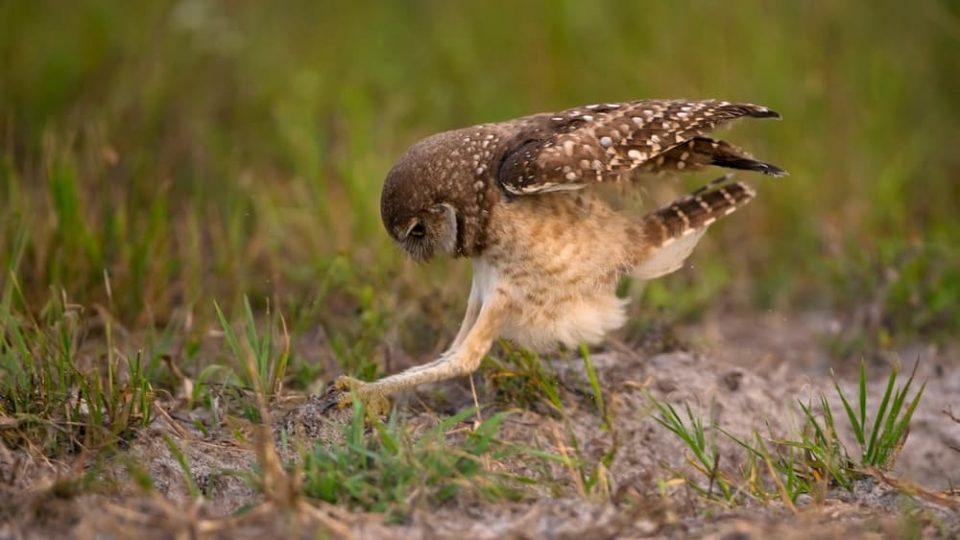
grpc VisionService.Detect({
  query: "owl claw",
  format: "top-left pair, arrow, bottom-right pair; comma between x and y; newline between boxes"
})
317,376 -> 390,416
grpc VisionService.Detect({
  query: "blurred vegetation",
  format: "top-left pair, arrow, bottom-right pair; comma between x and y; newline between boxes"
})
1,0 -> 959,370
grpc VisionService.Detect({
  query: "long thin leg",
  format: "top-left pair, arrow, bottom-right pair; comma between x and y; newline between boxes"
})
357,295 -> 503,400
449,276 -> 482,351
321,269 -> 502,414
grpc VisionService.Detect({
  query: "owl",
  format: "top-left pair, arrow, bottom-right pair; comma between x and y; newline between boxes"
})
322,99 -> 785,413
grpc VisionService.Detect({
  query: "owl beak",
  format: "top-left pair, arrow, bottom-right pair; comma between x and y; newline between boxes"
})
402,220 -> 421,239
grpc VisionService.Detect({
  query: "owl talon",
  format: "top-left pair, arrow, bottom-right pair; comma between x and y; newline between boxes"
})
317,376 -> 390,416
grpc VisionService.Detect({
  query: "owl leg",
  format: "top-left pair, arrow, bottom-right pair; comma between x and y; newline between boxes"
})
449,276 -> 482,350
321,293 -> 503,414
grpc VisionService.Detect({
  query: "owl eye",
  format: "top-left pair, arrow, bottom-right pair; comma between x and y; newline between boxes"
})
408,222 -> 426,238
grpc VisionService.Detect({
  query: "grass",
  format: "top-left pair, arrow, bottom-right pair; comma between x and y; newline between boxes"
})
296,401 -> 522,521
0,277 -> 154,455
483,344 -> 618,501
832,361 -> 925,469
649,360 -> 926,505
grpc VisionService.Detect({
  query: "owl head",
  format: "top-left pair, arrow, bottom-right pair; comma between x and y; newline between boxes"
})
380,126 -> 504,261
380,145 -> 461,262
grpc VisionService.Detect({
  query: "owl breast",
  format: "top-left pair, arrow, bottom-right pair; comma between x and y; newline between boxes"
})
478,192 -> 638,351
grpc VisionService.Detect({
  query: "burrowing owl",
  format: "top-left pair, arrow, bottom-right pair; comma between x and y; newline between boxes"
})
323,99 -> 785,412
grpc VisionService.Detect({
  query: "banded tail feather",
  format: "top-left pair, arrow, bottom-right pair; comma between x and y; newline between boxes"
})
644,178 -> 756,247
633,177 -> 756,280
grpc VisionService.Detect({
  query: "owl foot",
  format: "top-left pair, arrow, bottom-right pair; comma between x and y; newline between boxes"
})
317,375 -> 390,416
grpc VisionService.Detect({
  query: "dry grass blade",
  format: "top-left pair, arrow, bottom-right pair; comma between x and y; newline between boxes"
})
866,468 -> 960,512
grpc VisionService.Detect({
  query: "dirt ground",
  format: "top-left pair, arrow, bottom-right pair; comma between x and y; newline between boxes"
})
2,313 -> 959,539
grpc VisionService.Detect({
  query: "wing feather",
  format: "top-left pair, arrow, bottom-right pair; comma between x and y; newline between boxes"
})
497,99 -> 783,195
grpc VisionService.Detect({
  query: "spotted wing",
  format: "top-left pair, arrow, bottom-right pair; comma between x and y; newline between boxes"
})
496,99 -> 785,196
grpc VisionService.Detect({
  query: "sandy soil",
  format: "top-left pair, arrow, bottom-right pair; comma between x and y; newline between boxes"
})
2,314 -> 959,539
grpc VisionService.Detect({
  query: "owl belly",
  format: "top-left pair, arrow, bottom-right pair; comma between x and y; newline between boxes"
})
479,192 -> 636,351
505,287 -> 629,351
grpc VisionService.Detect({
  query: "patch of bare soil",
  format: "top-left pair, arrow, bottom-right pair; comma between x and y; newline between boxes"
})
2,314 -> 959,539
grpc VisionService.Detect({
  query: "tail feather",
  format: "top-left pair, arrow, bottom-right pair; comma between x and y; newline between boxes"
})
632,177 -> 755,279
642,177 -> 756,248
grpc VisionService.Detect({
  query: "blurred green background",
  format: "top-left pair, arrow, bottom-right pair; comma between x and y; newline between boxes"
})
1,0 -> 958,357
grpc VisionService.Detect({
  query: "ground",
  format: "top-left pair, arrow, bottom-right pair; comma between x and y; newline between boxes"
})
2,313 -> 958,539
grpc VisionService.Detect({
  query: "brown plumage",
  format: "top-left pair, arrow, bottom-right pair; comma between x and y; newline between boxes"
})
325,98 -> 785,413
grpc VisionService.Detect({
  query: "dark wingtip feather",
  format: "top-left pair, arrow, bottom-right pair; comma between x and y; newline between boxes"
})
711,156 -> 788,177
749,108 -> 782,120
756,161 -> 789,177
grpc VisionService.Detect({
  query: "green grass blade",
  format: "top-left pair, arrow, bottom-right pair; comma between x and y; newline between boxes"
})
833,374 -> 864,447
864,366 -> 898,464
579,344 -> 608,429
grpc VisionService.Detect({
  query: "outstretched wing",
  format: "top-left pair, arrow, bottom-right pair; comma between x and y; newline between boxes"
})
496,99 -> 785,196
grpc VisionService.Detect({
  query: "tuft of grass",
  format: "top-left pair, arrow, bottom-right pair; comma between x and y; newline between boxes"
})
649,362 -> 925,505
202,297 -> 292,423
484,344 -> 617,500
0,277 -> 154,455
833,360 -> 925,469
214,297 -> 290,399
297,401 -> 521,521
651,399 -> 734,501
482,342 -> 563,413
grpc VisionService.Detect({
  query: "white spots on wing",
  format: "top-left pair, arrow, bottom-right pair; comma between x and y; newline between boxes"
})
599,136 -> 613,148
563,140 -> 576,156
581,114 -> 594,121
627,149 -> 645,161
565,171 -> 578,181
